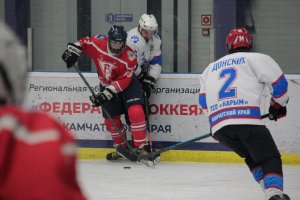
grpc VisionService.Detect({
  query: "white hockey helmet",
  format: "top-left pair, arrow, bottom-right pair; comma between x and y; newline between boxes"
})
0,22 -> 27,105
139,14 -> 158,31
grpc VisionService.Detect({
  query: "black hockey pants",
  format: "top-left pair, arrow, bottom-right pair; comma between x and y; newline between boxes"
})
213,125 -> 283,176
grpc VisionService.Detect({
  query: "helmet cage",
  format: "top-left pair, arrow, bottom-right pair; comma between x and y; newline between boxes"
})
108,25 -> 127,54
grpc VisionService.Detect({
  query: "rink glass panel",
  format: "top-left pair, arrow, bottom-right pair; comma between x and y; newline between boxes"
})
1,0 -> 299,73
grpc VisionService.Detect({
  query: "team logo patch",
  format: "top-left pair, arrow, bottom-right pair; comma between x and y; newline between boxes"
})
130,35 -> 139,43
95,34 -> 105,41
127,50 -> 136,61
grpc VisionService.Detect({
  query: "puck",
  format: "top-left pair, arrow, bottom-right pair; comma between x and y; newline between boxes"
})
123,166 -> 131,169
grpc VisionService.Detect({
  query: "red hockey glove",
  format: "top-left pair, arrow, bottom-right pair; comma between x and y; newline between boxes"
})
89,88 -> 115,107
268,98 -> 287,121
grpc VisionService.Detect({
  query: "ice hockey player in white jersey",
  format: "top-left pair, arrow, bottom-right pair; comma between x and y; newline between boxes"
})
199,28 -> 290,200
126,14 -> 162,99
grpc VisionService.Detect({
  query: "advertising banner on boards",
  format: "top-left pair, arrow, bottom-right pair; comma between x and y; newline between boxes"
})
24,72 -> 300,153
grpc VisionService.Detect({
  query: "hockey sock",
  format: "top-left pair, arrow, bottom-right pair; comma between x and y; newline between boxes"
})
261,157 -> 284,200
251,166 -> 265,190
264,173 -> 284,200
104,116 -> 126,146
128,105 -> 147,148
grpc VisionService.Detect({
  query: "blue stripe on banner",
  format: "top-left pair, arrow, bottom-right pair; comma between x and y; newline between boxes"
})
76,139 -> 231,151
264,174 -> 283,190
252,167 -> 263,183
209,106 -> 261,127
272,75 -> 288,98
150,55 -> 162,65
199,93 -> 207,109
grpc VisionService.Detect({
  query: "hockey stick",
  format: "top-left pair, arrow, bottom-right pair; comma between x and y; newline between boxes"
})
71,65 -> 152,166
147,113 -> 270,160
147,133 -> 211,160
261,113 -> 269,119
72,65 -> 97,97
143,93 -> 153,153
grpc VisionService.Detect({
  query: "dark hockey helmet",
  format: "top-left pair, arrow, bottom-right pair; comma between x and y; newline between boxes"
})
226,28 -> 251,53
108,25 -> 127,55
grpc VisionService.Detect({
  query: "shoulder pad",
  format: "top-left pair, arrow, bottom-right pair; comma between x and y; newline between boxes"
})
94,34 -> 106,41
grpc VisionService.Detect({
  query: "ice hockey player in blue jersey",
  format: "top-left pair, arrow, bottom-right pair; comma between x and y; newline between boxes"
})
199,28 -> 290,200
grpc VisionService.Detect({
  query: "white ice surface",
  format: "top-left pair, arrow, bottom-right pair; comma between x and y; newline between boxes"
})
78,160 -> 300,200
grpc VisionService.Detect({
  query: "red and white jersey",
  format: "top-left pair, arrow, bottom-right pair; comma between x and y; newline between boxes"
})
127,27 -> 162,80
199,52 -> 289,134
78,35 -> 137,93
0,106 -> 85,200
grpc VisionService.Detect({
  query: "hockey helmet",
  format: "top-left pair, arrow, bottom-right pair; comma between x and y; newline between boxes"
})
226,28 -> 251,53
108,25 -> 127,55
0,22 -> 27,105
139,14 -> 158,31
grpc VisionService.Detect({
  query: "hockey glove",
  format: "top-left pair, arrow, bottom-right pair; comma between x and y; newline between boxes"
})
268,98 -> 287,121
142,76 -> 156,98
89,88 -> 115,107
62,43 -> 82,68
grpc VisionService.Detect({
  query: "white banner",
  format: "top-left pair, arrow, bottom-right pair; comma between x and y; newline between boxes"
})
24,72 -> 300,153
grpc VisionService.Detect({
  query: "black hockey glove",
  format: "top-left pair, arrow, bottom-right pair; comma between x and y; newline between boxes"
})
142,76 -> 156,98
268,98 -> 287,121
62,43 -> 82,68
89,88 -> 115,107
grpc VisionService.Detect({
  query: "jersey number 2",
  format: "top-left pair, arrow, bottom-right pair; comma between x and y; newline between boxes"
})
218,68 -> 237,100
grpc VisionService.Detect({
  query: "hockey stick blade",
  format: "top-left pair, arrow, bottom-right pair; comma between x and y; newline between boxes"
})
116,145 -> 155,168
116,145 -> 138,162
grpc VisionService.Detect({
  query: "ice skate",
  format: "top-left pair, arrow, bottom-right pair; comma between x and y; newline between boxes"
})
106,151 -> 124,161
269,194 -> 290,200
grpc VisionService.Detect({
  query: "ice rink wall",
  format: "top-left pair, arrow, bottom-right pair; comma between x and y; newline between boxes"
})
25,72 -> 300,165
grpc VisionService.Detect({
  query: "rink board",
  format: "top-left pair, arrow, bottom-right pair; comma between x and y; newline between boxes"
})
25,72 -> 300,165
77,148 -> 300,165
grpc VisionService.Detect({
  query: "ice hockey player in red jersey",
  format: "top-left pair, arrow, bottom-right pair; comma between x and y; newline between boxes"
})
0,22 -> 86,200
199,28 -> 290,200
62,25 -> 150,161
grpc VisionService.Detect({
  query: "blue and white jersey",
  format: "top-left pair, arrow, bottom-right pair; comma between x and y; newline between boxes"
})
126,27 -> 162,80
199,52 -> 288,134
